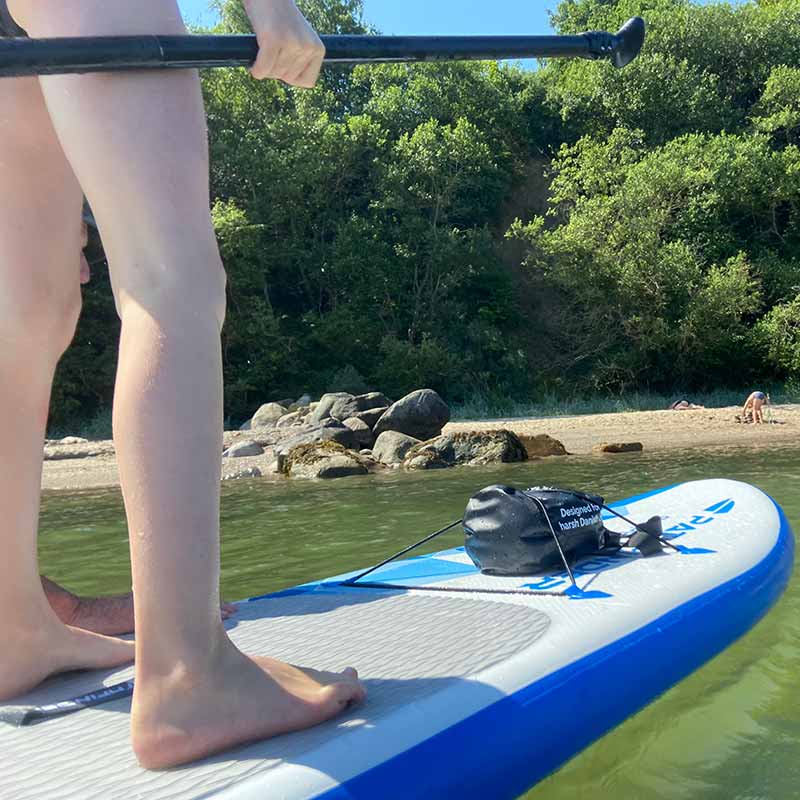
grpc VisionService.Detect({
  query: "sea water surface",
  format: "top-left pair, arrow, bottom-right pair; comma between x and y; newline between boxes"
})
39,445 -> 800,800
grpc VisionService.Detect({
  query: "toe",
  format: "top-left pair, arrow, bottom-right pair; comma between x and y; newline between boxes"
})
319,680 -> 366,714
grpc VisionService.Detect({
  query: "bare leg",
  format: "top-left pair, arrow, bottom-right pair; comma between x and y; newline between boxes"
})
10,0 -> 363,768
42,576 -> 237,635
0,75 -> 134,701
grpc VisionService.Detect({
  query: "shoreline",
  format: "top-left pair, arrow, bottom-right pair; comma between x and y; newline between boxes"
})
41,403 -> 800,493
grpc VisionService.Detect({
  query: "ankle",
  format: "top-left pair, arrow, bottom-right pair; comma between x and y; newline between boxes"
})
135,623 -> 233,683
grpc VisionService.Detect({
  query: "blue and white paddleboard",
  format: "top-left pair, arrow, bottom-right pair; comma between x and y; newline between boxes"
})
0,479 -> 793,799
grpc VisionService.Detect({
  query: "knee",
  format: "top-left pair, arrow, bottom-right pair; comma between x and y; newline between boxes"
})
115,256 -> 227,334
0,270 -> 82,358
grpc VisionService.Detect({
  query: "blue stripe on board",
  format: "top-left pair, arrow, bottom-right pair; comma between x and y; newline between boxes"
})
361,558 -> 477,584
312,495 -> 794,800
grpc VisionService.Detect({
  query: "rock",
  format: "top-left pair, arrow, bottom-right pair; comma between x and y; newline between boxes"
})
59,436 -> 88,445
373,430 -> 421,465
282,441 -> 368,480
222,466 -> 262,481
222,429 -> 280,451
251,402 -> 287,428
359,449 -> 373,456
43,443 -> 113,461
373,389 -> 450,440
239,419 -> 252,431
329,395 -> 361,422
593,442 -> 644,454
308,392 -> 353,424
403,448 -> 453,470
316,455 -> 369,479
223,440 -> 265,458
342,417 -> 375,449
288,393 -> 312,412
451,430 -> 527,465
276,410 -> 304,428
402,435 -> 455,470
402,430 -> 526,469
320,417 -> 350,430
517,433 -> 569,458
351,406 -> 389,429
275,422 -> 358,455
356,392 -> 391,411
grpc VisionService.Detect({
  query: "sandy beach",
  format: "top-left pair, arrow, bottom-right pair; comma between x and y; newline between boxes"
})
41,403 -> 800,492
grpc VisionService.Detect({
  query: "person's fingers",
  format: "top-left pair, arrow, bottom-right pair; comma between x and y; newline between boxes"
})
251,36 -> 324,86
276,46 -> 312,84
79,220 -> 91,284
272,43 -> 307,83
79,252 -> 91,285
291,53 -> 324,89
220,601 -> 239,620
244,0 -> 325,87
250,37 -> 282,80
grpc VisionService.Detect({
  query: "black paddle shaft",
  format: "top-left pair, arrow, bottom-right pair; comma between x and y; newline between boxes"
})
0,17 -> 645,78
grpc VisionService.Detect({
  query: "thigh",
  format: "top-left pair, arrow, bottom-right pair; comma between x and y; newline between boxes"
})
0,76 -> 84,340
11,1 -> 224,319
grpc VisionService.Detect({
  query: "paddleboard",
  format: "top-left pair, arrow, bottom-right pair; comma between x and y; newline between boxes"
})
0,478 -> 793,799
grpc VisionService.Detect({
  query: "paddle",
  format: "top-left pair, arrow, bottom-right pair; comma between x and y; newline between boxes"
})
0,17 -> 645,78
0,679 -> 134,727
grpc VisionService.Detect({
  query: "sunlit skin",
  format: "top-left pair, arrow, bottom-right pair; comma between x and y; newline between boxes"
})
41,220 -> 237,637
742,391 -> 769,424
1,0 -> 363,769
41,575 -> 239,635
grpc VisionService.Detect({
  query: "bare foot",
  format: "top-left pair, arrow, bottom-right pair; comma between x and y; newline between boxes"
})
132,641 -> 366,769
41,576 -> 238,635
0,618 -> 134,701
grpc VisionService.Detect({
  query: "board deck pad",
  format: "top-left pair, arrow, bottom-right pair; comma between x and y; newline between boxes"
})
0,591 -> 549,800
0,479 -> 792,800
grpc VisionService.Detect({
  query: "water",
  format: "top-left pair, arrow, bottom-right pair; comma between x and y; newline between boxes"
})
38,446 -> 800,799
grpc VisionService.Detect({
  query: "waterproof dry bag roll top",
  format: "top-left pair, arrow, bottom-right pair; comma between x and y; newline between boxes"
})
463,485 -> 606,575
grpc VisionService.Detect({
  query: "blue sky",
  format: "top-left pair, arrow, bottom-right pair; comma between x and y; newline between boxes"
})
177,1 -> 557,35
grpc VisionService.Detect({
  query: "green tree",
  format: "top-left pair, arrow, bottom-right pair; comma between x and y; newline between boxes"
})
545,0 -> 800,144
754,296 -> 800,377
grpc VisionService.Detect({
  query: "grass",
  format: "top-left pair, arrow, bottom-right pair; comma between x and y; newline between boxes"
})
48,383 -> 800,437
450,384 -> 800,421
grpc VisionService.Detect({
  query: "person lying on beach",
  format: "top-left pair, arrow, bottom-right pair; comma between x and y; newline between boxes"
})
668,399 -> 706,410
1,0 -> 364,770
742,391 -> 770,424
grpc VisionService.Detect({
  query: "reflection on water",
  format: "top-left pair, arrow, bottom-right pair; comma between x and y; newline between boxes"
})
38,446 -> 800,800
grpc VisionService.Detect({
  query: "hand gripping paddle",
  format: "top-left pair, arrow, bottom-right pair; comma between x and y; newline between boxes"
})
0,17 -> 645,78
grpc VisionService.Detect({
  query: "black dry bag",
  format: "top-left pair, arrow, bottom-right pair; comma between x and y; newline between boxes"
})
463,485 -> 607,575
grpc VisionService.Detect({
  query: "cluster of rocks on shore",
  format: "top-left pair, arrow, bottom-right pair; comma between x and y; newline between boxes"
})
222,388 -> 574,481
43,388 -> 646,482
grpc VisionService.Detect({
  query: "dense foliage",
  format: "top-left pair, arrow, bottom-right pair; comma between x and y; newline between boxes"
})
53,0 -> 800,425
